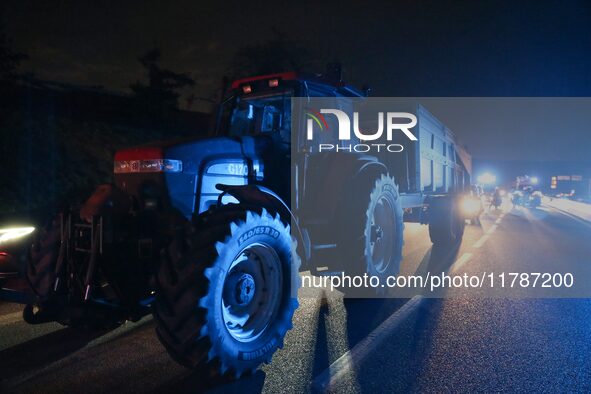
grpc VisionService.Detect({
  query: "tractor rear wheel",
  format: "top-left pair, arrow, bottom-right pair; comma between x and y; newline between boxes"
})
336,174 -> 404,296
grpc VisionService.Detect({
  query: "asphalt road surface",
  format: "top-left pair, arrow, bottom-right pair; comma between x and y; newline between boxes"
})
1,202 -> 591,393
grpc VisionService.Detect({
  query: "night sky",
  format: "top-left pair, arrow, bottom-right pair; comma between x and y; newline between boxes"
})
3,0 -> 591,161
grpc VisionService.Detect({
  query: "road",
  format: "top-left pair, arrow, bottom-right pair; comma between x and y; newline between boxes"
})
1,201 -> 591,393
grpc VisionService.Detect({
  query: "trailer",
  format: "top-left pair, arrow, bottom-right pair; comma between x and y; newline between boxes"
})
294,98 -> 471,274
375,102 -> 471,214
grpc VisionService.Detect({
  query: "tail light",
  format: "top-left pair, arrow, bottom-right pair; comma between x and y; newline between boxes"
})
114,147 -> 182,174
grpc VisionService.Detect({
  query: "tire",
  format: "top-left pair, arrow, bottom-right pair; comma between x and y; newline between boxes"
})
455,205 -> 466,239
153,207 -> 301,378
428,197 -> 464,246
26,215 -> 61,303
336,174 -> 404,295
469,216 -> 482,226
24,214 -> 122,330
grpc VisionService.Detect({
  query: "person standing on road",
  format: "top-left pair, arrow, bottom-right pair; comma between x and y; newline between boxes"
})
490,187 -> 502,210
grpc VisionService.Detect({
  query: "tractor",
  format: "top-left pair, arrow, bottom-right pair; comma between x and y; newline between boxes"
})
3,69 -> 468,379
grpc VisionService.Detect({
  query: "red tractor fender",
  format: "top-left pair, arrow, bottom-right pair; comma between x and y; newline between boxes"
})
79,184 -> 131,223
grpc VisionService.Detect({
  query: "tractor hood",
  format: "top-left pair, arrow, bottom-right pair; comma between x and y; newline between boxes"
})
114,136 -> 270,218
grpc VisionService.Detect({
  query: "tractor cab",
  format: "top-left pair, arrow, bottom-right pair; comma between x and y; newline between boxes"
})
216,71 -> 365,146
215,72 -> 367,206
217,72 -> 296,144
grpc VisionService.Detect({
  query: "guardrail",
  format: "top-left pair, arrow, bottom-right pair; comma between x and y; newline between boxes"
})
544,197 -> 591,224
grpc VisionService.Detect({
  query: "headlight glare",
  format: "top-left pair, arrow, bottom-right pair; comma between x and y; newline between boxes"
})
0,227 -> 35,245
460,197 -> 482,217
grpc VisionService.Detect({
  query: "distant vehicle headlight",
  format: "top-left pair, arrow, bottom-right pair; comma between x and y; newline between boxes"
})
0,227 -> 35,246
460,196 -> 482,217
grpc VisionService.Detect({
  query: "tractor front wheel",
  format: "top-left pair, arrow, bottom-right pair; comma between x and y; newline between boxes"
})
153,206 -> 300,379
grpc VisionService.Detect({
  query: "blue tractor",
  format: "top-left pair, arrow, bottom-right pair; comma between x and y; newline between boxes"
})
3,70 -> 468,379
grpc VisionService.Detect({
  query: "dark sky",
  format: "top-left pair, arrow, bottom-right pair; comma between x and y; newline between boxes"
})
3,0 -> 591,161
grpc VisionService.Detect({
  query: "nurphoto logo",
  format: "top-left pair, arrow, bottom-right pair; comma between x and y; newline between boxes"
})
305,109 -> 418,153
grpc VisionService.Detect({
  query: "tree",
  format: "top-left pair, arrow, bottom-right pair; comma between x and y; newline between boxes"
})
130,48 -> 195,113
0,17 -> 26,81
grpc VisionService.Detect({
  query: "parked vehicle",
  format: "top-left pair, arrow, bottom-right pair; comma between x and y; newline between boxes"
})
528,191 -> 543,208
1,70 -> 471,379
511,190 -> 524,207
514,175 -> 542,209
0,222 -> 38,304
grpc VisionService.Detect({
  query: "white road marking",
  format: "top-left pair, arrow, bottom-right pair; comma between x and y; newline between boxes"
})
472,212 -> 505,249
473,234 -> 490,249
311,295 -> 425,393
472,214 -> 502,249
0,311 -> 23,325
451,253 -> 473,272
546,205 -> 591,228
311,208 -> 509,391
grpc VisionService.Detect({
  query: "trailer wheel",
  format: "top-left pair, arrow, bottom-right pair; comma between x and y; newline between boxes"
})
455,202 -> 466,239
337,174 -> 404,295
153,207 -> 300,379
428,197 -> 464,246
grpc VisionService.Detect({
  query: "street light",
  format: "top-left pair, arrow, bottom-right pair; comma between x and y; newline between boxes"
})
477,172 -> 497,185
530,176 -> 539,185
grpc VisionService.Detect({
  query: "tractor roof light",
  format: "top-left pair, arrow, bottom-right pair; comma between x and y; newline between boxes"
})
242,85 -> 252,94
268,78 -> 279,87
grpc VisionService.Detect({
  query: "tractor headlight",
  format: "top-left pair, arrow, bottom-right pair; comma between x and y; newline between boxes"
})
460,196 -> 482,217
114,159 -> 182,174
0,227 -> 35,246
